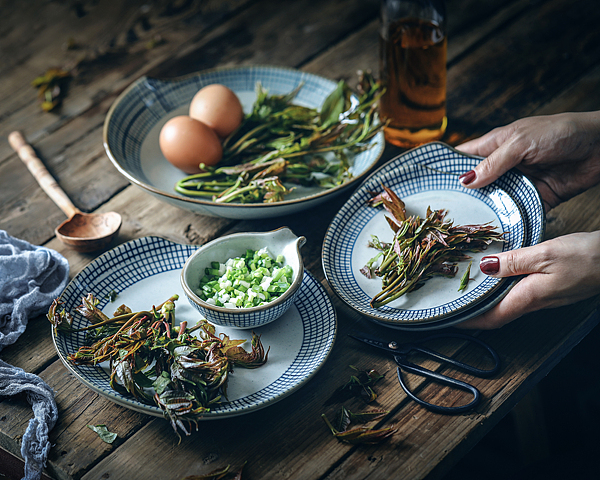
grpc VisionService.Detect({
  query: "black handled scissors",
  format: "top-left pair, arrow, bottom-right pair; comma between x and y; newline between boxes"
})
349,332 -> 501,414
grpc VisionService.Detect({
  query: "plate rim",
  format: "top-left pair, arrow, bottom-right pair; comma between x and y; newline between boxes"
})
102,64 -> 384,211
52,235 -> 337,420
322,141 -> 545,325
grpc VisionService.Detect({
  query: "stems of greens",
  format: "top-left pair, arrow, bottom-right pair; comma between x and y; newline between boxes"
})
361,186 -> 505,308
175,71 -> 386,203
48,294 -> 268,439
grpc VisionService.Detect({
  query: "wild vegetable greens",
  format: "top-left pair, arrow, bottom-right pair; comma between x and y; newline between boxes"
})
87,424 -> 117,444
362,186 -> 505,308
322,366 -> 396,445
322,406 -> 396,445
48,294 -> 268,438
175,71 -> 385,203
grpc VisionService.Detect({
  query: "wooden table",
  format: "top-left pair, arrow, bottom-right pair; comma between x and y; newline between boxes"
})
2,1 -> 600,479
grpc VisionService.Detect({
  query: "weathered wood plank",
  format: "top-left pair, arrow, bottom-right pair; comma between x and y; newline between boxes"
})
144,0 -> 380,79
325,303 -> 600,480
0,360 -> 151,480
0,314 -> 55,374
448,0 -> 600,134
43,362 -> 150,480
0,0 -> 247,154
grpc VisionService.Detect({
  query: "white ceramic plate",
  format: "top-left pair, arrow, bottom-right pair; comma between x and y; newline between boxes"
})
103,65 -> 384,219
52,236 -> 337,419
323,142 -> 545,326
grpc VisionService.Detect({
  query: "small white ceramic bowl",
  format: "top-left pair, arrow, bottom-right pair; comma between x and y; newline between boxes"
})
181,227 -> 306,329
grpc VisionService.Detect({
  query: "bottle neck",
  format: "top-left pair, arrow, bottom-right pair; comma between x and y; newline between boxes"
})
381,0 -> 446,30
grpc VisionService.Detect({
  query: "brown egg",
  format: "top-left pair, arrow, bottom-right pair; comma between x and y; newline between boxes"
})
159,115 -> 222,174
189,84 -> 244,138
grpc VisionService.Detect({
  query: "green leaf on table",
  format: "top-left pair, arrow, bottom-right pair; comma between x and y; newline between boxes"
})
87,424 -> 117,444
321,408 -> 396,445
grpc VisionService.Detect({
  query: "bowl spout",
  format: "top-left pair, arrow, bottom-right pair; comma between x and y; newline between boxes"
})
268,227 -> 306,272
270,226 -> 306,250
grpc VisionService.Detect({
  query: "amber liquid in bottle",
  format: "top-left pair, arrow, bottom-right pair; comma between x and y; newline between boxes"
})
379,18 -> 447,147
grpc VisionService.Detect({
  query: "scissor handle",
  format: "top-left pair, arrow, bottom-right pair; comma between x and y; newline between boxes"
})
407,332 -> 501,378
396,360 -> 481,414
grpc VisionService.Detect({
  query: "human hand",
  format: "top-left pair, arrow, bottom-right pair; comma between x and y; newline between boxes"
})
457,111 -> 600,210
456,231 -> 600,329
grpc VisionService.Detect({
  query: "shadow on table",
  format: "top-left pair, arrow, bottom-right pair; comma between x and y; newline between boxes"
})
444,322 -> 600,480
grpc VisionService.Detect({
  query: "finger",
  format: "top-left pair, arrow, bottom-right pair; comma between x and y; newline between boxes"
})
456,131 -> 503,158
455,295 -> 524,330
459,140 -> 527,189
479,243 -> 552,279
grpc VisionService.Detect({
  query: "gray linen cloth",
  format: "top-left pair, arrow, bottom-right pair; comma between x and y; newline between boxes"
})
0,230 -> 69,480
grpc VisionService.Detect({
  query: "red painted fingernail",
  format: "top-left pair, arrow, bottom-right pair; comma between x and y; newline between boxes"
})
459,170 -> 476,185
480,256 -> 500,275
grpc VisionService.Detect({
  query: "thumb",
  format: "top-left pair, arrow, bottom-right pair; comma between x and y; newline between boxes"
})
479,245 -> 549,278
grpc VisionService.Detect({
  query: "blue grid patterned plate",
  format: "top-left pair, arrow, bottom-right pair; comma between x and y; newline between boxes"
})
322,142 -> 545,326
368,146 -> 545,331
52,236 -> 336,419
103,65 -> 384,219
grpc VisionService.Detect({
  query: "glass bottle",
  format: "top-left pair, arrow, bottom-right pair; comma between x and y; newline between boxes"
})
379,0 -> 447,148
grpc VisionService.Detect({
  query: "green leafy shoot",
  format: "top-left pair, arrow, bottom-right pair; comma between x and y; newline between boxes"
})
47,299 -> 74,334
51,294 -> 268,440
321,406 -> 396,445
363,186 -> 505,307
458,260 -> 474,293
344,365 -> 384,403
326,366 -> 384,405
31,68 -> 71,112
175,71 -> 386,204
87,424 -> 117,444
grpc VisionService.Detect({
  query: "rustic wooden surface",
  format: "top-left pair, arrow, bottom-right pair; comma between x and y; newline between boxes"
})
1,0 -> 600,479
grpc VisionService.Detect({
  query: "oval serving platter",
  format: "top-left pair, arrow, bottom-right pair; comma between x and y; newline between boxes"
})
103,65 -> 384,220
322,142 -> 544,326
52,236 -> 337,419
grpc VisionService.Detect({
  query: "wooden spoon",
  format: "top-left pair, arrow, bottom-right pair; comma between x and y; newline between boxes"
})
8,131 -> 122,253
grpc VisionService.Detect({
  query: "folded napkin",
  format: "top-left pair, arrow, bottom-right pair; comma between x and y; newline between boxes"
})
0,230 -> 69,480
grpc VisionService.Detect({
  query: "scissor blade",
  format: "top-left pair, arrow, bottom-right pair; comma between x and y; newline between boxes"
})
348,333 -> 397,354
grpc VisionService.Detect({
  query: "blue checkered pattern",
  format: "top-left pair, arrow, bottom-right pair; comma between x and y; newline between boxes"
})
53,237 -> 336,418
211,271 -> 337,411
103,65 -> 384,219
184,281 -> 301,329
322,142 -> 545,326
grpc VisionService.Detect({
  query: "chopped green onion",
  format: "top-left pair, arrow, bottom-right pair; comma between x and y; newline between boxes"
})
197,248 -> 293,308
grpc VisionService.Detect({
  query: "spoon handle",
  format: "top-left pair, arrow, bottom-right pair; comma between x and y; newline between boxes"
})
9,131 -> 79,219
